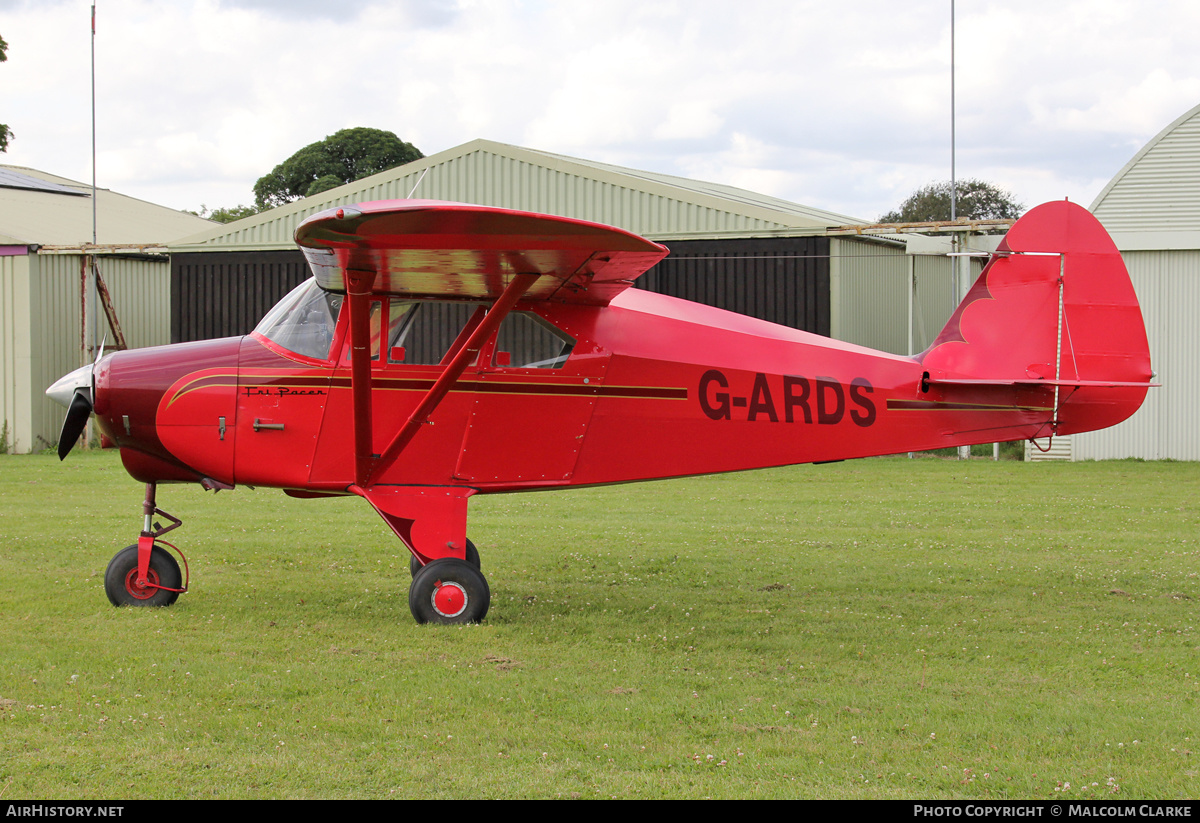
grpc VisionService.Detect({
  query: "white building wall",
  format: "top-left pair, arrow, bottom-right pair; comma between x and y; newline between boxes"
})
0,252 -> 33,452
1072,249 -> 1200,461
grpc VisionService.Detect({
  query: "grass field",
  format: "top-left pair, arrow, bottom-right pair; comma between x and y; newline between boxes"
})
0,451 -> 1197,799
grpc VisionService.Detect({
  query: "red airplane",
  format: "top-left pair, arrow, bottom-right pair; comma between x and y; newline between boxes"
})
47,198 -> 1154,624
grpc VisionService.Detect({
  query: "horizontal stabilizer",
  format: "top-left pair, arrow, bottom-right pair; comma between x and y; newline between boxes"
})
927,376 -> 1158,389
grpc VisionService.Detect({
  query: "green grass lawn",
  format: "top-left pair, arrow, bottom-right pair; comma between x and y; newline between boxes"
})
0,451 -> 1197,799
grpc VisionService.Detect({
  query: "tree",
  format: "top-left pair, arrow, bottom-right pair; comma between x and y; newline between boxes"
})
304,174 -> 344,198
253,128 -> 423,209
1,34 -> 12,152
879,179 -> 1023,223
189,204 -> 262,224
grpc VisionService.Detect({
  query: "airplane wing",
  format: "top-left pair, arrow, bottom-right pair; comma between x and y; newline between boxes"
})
293,200 -> 667,488
294,199 -> 669,306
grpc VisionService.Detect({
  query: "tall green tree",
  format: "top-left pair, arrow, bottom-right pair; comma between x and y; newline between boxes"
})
879,179 -> 1023,223
1,34 -> 12,152
253,128 -> 423,209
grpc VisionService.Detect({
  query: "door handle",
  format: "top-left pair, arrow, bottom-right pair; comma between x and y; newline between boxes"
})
253,418 -> 285,432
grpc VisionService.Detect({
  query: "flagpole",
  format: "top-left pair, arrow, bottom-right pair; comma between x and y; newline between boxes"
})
86,2 -> 97,449
91,3 -> 96,249
950,0 -> 956,223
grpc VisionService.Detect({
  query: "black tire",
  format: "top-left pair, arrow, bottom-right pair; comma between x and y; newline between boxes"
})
408,558 -> 490,625
409,538 -> 480,577
104,544 -> 182,607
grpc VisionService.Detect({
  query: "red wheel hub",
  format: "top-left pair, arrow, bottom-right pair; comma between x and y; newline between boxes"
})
123,567 -> 161,600
432,580 -> 467,618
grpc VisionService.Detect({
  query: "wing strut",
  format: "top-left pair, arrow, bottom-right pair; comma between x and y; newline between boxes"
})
364,271 -> 539,486
345,267 -> 378,488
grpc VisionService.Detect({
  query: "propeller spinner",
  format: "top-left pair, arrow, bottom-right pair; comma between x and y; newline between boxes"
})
46,341 -> 104,460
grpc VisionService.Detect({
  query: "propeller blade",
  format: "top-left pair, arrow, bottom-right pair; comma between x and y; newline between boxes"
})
57,389 -> 93,461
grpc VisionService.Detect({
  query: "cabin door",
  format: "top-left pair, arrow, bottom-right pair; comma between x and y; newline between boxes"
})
453,311 -> 604,486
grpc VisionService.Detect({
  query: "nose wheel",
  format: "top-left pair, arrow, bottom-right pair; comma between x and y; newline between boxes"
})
104,544 -> 183,607
104,482 -> 190,608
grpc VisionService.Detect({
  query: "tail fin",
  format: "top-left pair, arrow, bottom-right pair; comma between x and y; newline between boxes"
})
919,200 -> 1152,437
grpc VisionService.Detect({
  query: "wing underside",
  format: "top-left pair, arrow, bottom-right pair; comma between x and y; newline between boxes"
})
295,199 -> 668,305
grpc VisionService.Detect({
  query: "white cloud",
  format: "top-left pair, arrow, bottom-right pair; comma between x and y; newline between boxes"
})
3,0 -> 1198,218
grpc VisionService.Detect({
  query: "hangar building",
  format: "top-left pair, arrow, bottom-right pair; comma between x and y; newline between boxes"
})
169,139 -> 970,362
1036,103 -> 1200,461
0,166 -> 210,453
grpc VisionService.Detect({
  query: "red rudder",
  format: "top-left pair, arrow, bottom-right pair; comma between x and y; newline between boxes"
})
919,200 -> 1152,437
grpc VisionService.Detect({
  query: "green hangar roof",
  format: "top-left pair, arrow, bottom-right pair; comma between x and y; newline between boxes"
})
171,139 -> 864,253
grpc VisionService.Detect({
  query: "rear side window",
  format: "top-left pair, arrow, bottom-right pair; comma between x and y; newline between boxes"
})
492,312 -> 575,369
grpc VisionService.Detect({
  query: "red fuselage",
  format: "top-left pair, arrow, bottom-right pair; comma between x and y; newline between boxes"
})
92,285 -> 1136,494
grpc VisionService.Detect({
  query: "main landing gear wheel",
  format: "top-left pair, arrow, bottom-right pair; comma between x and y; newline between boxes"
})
104,545 -> 182,607
408,538 -> 480,577
408,558 -> 490,625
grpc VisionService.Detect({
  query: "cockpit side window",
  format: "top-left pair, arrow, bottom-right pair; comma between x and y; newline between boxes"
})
387,301 -> 485,365
382,303 -> 574,369
254,279 -> 343,361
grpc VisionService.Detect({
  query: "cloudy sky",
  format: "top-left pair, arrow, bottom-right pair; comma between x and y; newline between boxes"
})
3,0 -> 1198,222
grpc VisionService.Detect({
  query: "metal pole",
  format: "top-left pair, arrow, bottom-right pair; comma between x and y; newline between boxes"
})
86,2 -> 97,363
91,3 -> 97,251
950,0 -> 956,223
908,254 -> 916,355
949,0 -> 959,381
84,3 -> 97,450
956,235 -> 971,461
951,1 -> 971,461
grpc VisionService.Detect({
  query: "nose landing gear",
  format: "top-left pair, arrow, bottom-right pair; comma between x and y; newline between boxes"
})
104,483 -> 189,607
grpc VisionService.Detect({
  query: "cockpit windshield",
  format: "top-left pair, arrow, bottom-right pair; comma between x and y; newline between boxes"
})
254,278 -> 343,360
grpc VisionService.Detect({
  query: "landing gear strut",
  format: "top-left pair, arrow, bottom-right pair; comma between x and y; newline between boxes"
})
356,485 -> 490,624
105,483 -> 189,607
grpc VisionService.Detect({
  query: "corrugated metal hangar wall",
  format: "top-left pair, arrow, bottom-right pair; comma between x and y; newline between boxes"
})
170,251 -> 309,344
1062,249 -> 1200,461
0,251 -> 171,454
1067,102 -> 1200,461
639,237 -> 830,337
171,239 -> 838,345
